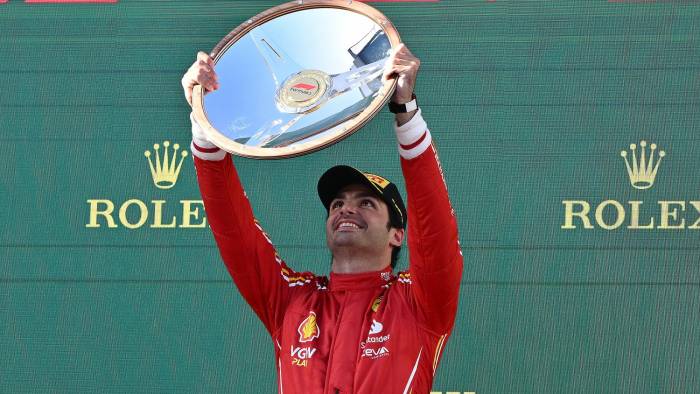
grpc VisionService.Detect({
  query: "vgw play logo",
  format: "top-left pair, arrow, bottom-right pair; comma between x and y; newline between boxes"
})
562,140 -> 700,230
85,141 -> 207,229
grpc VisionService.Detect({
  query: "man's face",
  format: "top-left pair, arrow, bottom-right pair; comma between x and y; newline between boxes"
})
325,184 -> 402,258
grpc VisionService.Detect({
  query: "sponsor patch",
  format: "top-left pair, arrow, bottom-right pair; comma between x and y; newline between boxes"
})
298,311 -> 320,343
364,173 -> 390,189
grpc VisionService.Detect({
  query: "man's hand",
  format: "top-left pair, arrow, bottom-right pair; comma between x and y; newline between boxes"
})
383,44 -> 420,104
181,51 -> 219,107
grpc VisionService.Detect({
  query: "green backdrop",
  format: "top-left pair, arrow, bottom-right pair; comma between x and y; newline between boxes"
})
1,1 -> 699,393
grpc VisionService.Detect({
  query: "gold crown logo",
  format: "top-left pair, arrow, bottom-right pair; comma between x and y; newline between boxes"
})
620,140 -> 665,190
144,141 -> 188,189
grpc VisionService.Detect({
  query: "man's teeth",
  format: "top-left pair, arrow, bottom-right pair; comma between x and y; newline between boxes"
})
339,222 -> 359,229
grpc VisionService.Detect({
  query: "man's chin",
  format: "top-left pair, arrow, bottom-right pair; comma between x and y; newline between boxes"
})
328,232 -> 362,248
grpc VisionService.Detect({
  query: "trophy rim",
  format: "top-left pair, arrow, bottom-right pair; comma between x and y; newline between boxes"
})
192,0 -> 401,159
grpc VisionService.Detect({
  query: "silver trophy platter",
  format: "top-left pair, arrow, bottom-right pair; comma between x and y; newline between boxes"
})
191,0 -> 402,159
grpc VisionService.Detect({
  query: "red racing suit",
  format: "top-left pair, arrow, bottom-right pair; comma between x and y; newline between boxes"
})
191,109 -> 463,394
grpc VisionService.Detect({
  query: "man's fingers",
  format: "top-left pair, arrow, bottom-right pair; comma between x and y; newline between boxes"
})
196,62 -> 217,79
391,55 -> 420,70
384,44 -> 419,101
183,51 -> 217,106
383,65 -> 413,79
197,65 -> 215,79
383,66 -> 397,81
385,44 -> 420,75
384,64 -> 414,78
197,52 -> 216,72
184,61 -> 218,91
392,52 -> 419,62
390,43 -> 414,59
198,72 -> 218,90
181,75 -> 191,90
391,58 -> 419,68
198,64 -> 218,85
399,45 -> 414,58
197,51 -> 211,63
186,83 -> 217,107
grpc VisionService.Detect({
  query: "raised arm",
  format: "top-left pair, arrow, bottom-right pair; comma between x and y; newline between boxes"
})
182,53 -> 311,336
385,45 -> 463,335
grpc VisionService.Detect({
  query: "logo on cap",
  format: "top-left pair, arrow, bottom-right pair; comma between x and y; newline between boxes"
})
364,173 -> 390,189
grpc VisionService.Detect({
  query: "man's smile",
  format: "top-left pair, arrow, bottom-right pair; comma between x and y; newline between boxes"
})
334,219 -> 364,232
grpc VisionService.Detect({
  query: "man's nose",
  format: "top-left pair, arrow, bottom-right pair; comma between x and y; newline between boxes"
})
338,203 -> 357,215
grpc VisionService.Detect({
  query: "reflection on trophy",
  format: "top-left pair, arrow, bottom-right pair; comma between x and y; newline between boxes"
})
191,1 -> 401,159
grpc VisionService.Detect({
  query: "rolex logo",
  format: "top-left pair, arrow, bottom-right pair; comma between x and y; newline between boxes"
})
562,139 -> 700,231
85,140 -> 206,230
144,141 -> 188,189
620,140 -> 665,190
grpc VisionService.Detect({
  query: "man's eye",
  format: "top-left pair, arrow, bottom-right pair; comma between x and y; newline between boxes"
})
361,199 -> 375,208
331,201 -> 343,210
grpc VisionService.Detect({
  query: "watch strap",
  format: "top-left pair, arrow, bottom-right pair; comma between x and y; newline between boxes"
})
389,93 -> 418,113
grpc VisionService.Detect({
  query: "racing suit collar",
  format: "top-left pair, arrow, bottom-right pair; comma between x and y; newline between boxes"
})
328,266 -> 393,292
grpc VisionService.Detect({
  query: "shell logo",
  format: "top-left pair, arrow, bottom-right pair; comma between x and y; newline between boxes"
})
364,173 -> 390,189
298,311 -> 320,343
371,297 -> 382,312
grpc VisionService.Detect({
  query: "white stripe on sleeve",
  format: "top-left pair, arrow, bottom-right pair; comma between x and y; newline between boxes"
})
395,108 -> 431,159
189,113 -> 227,161
190,141 -> 227,161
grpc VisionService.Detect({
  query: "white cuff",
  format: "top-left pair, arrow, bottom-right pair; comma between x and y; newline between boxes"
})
190,113 -> 216,148
395,108 -> 431,160
190,141 -> 227,161
190,113 -> 226,161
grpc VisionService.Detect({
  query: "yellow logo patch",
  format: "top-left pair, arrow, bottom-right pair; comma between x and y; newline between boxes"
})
298,312 -> 320,343
364,173 -> 390,189
371,297 -> 382,313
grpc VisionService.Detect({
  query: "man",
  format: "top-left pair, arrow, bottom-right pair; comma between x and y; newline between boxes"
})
182,44 -> 462,394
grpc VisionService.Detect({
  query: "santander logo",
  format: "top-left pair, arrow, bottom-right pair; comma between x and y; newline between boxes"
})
369,319 -> 383,335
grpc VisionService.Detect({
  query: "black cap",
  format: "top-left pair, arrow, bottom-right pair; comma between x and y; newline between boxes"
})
318,165 -> 406,229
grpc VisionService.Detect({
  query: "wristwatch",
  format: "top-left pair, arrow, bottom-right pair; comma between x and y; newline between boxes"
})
388,93 -> 417,114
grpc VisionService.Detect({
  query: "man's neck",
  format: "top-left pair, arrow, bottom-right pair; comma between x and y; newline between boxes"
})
330,248 -> 391,274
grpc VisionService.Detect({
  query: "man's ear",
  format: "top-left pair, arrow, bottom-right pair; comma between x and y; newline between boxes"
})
389,228 -> 404,248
